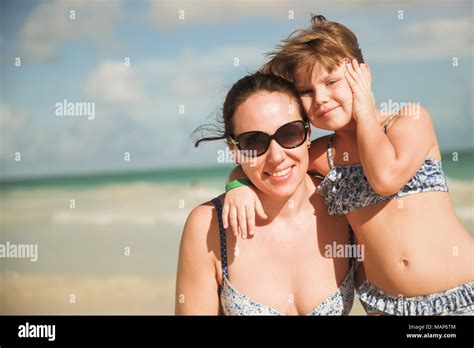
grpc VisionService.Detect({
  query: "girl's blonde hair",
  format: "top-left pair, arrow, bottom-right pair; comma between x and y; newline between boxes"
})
260,15 -> 364,82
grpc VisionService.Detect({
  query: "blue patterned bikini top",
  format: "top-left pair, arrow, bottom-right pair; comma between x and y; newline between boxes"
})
316,116 -> 449,216
211,197 -> 355,315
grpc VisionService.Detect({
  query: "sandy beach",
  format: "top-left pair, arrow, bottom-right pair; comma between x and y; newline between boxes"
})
0,176 -> 472,315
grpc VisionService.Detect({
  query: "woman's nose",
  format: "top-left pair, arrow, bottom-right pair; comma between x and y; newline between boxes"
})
266,139 -> 286,164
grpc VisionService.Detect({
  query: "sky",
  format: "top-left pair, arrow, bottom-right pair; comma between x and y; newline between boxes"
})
0,0 -> 473,178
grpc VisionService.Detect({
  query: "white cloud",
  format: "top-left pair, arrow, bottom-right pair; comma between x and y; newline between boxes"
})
85,60 -> 147,105
0,103 -> 61,176
366,18 -> 473,62
146,0 -> 425,30
148,0 -> 296,30
139,45 -> 266,98
20,0 -> 123,60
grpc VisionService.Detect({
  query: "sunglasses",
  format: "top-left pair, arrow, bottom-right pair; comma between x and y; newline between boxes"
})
230,120 -> 309,157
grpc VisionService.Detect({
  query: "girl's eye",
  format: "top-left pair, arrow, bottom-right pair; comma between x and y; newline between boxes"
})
327,80 -> 338,86
298,90 -> 312,96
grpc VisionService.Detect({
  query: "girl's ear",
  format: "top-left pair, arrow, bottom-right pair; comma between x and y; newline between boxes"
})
307,125 -> 312,148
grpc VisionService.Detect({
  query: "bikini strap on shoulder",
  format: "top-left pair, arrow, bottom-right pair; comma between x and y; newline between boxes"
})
327,133 -> 335,168
383,113 -> 399,134
211,197 -> 228,278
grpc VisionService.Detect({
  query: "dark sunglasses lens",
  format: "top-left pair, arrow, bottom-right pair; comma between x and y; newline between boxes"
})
238,132 -> 270,156
276,122 -> 306,148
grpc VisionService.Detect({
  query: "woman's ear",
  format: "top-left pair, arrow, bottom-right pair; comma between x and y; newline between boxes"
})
228,143 -> 240,164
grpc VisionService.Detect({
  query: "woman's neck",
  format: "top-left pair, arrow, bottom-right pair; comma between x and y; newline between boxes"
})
257,175 -> 314,221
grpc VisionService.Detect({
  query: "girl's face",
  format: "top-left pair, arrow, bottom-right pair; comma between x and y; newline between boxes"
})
231,91 -> 310,199
293,62 -> 354,131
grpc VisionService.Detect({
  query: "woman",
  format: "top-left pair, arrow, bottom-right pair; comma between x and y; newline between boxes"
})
222,15 -> 474,315
175,72 -> 358,315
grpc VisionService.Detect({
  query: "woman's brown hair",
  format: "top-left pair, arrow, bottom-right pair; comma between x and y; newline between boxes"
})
193,72 -> 307,147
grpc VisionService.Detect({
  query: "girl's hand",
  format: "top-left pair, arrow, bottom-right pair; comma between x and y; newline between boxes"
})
222,186 -> 268,239
345,59 -> 376,122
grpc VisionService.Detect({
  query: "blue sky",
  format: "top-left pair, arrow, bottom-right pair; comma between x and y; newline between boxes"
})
0,0 -> 472,178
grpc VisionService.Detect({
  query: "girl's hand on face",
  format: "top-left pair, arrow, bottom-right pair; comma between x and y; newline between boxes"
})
345,59 -> 376,122
222,186 -> 268,239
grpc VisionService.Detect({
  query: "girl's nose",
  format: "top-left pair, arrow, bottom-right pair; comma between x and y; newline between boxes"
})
314,88 -> 330,107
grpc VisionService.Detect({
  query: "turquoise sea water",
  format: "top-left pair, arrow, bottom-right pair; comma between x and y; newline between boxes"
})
0,165 -> 234,191
1,150 -> 473,191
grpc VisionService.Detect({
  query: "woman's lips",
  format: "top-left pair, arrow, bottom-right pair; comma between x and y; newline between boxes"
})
265,165 -> 295,182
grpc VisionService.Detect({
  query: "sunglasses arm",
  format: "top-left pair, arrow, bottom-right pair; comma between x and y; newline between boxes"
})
229,137 -> 239,146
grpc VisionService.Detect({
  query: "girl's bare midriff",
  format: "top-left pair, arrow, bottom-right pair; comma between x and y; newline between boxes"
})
348,191 -> 473,297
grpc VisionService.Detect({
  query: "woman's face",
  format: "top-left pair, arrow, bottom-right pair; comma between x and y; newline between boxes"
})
231,91 -> 310,198
293,62 -> 354,131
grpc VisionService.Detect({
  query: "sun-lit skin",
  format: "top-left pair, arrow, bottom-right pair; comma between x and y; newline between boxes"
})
294,62 -> 357,133
223,58 -> 473,299
176,90 -> 354,315
292,58 -> 474,296
230,91 -> 310,202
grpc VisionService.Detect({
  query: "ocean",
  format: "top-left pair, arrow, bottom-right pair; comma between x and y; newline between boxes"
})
0,151 -> 473,315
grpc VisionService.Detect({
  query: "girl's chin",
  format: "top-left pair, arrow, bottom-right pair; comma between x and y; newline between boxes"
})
314,117 -> 352,131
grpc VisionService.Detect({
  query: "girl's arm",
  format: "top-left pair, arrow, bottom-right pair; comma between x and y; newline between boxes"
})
223,137 -> 331,238
223,166 -> 267,239
175,204 -> 220,314
226,165 -> 246,184
346,59 -> 436,196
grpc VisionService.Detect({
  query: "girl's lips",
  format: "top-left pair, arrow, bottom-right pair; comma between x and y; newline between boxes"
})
319,106 -> 339,118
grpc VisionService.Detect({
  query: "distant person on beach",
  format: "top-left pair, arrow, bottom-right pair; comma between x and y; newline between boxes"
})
222,15 -> 474,315
175,73 -> 362,315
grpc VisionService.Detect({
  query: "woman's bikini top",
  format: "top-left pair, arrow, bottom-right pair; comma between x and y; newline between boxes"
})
212,198 -> 355,315
316,115 -> 449,216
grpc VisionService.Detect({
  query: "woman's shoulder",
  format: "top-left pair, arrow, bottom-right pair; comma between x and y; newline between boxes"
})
186,195 -> 223,223
181,195 -> 225,250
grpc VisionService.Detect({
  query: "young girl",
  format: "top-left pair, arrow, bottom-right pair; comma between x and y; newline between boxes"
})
222,15 -> 473,315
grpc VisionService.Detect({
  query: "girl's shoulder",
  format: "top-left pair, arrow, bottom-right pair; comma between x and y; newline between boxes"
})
383,104 -> 437,152
384,104 -> 433,136
308,135 -> 332,176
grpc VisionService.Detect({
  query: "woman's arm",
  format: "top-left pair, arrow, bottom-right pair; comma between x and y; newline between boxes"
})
175,204 -> 220,315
